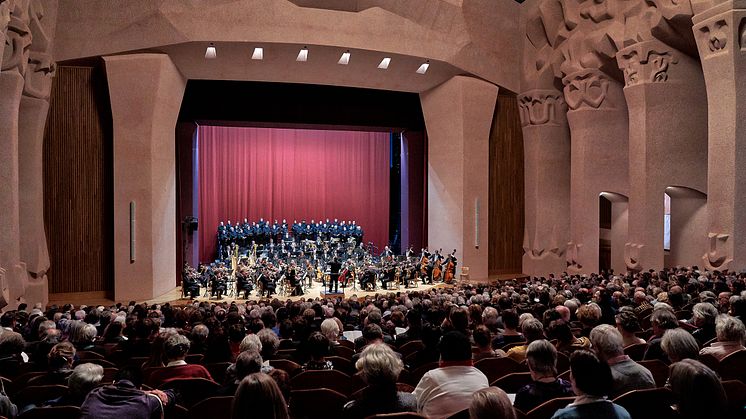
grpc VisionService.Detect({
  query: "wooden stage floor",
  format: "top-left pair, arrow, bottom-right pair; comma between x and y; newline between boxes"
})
48,272 -> 527,307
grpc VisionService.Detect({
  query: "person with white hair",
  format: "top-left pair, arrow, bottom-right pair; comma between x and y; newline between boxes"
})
514,339 -> 573,413
691,302 -> 718,346
239,333 -> 262,353
44,363 -> 104,407
589,324 -> 655,397
699,314 -> 746,361
320,318 -> 341,345
661,328 -> 699,363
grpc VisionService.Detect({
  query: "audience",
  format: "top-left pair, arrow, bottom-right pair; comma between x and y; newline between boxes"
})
551,350 -> 631,419
668,359 -> 727,419
343,343 -> 416,418
514,339 -> 573,413
699,314 -> 746,361
469,387 -> 517,419
232,372 -> 289,419
413,331 -> 488,419
589,324 -> 655,397
1,264 -> 745,418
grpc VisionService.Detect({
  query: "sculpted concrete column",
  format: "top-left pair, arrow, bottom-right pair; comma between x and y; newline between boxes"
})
616,39 -> 708,271
692,0 -> 746,270
420,76 -> 498,280
18,0 -> 57,308
564,71 -> 629,274
0,0 -> 31,309
104,53 -> 186,301
518,89 -> 570,277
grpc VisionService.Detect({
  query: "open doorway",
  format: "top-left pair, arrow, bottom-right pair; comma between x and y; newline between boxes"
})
599,192 -> 629,275
664,186 -> 707,268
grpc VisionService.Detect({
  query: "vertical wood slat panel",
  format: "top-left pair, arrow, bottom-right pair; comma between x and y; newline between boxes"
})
489,93 -> 525,275
43,66 -> 113,294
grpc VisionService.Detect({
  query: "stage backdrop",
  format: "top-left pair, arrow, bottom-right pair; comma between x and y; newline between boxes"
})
198,125 -> 391,262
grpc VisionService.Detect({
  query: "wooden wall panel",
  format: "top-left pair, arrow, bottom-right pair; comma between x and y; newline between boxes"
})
489,93 -> 525,275
43,66 -> 113,294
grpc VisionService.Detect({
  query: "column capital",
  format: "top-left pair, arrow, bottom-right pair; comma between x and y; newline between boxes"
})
692,1 -> 746,60
616,40 -> 683,87
518,89 -> 567,127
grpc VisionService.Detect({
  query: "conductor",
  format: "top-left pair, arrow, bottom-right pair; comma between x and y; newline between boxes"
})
328,257 -> 342,293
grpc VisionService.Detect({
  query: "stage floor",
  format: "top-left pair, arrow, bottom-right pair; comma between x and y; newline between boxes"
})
48,272 -> 527,308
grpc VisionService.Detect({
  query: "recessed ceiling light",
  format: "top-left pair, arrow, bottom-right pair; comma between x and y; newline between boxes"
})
416,61 -> 430,74
205,43 -> 217,59
378,57 -> 391,69
297,46 -> 309,62
252,47 -> 264,60
338,51 -> 351,65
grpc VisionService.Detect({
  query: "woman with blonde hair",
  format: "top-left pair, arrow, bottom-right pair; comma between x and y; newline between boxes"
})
232,372 -> 289,419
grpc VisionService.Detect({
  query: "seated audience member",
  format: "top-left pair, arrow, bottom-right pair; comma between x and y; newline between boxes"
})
615,308 -> 646,347
257,328 -> 281,361
589,324 -> 655,397
268,368 -> 291,406
699,314 -> 746,361
320,318 -> 341,346
232,372 -> 289,419
408,324 -> 441,369
690,302 -> 718,346
188,324 -> 209,355
491,310 -> 524,349
514,339 -> 574,413
473,324 -> 506,362
142,331 -> 173,368
576,303 -> 602,337
217,350 -> 263,396
102,320 -> 126,344
547,320 -> 591,356
395,309 -> 423,346
302,332 -> 333,370
26,320 -> 60,368
470,387 -> 517,419
643,308 -> 679,363
80,367 -> 175,419
0,331 -> 27,377
668,359 -> 727,419
343,343 -> 416,418
661,328 -> 699,363
147,334 -> 214,387
413,331 -> 489,419
551,350 -> 631,419
35,342 -> 76,385
506,318 -> 545,363
45,363 -> 104,407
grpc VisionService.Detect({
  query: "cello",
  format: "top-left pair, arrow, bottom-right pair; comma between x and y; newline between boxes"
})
444,249 -> 457,283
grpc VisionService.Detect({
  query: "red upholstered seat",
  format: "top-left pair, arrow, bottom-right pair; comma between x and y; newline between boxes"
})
398,340 -> 425,359
474,357 -> 524,383
613,387 -> 675,419
17,405 -> 80,419
526,396 -> 575,419
269,359 -> 302,377
623,343 -> 648,361
717,349 -> 746,382
290,369 -> 354,396
491,372 -> 533,393
187,396 -> 234,419
290,388 -> 348,419
637,359 -> 669,387
158,377 -> 220,408
13,384 -> 68,408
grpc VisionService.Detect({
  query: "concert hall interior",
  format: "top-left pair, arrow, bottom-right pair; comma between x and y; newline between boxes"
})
4,1 -> 746,418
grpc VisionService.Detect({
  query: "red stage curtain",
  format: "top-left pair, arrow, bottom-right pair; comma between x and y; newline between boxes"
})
198,125 -> 390,262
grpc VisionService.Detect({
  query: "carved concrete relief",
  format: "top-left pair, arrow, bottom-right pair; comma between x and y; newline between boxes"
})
624,242 -> 644,271
0,0 -> 10,64
566,241 -> 583,271
617,42 -> 680,86
1,0 -> 31,75
741,16 -> 746,50
562,69 -> 614,110
24,0 -> 55,99
703,232 -> 732,270
518,89 -> 567,126
697,18 -> 729,55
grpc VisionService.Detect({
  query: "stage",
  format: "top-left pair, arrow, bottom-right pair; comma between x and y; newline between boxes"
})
47,272 -> 527,308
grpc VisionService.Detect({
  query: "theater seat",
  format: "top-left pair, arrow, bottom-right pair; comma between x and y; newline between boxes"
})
623,343 -> 648,362
717,349 -> 746,382
205,362 -> 233,385
474,357 -> 524,383
13,385 -> 68,408
637,359 -> 669,387
269,359 -> 302,377
159,378 -> 220,408
290,369 -> 354,396
290,388 -> 347,419
613,387 -> 675,419
17,405 -> 80,419
722,379 -> 746,416
188,396 -> 234,419
398,340 -> 425,359
364,413 -> 427,419
491,372 -> 533,393
525,396 -> 575,419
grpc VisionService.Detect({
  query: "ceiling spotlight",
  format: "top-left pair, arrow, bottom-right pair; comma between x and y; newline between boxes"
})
252,47 -> 264,60
297,46 -> 309,62
378,57 -> 391,69
416,60 -> 430,74
338,50 -> 351,65
205,43 -> 217,59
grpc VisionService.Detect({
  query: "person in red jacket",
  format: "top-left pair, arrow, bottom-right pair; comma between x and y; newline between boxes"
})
148,334 -> 214,387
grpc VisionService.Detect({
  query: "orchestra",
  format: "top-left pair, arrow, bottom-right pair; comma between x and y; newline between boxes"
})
180,219 -> 458,300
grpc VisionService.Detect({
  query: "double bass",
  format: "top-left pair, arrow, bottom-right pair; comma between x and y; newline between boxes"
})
444,249 -> 457,283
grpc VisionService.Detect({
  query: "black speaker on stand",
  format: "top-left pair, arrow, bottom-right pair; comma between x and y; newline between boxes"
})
182,216 -> 199,269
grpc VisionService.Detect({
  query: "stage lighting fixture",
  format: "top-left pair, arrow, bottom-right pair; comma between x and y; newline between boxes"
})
205,43 -> 217,59
378,57 -> 391,69
416,60 -> 430,74
297,46 -> 309,62
252,47 -> 264,60
338,50 -> 351,65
